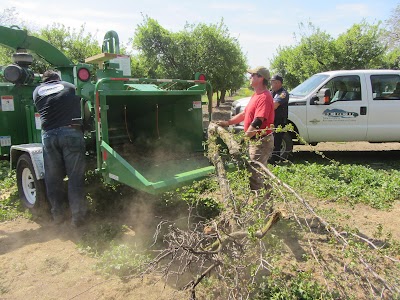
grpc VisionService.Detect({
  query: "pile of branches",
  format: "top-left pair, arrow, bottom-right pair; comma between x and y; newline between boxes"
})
143,123 -> 400,299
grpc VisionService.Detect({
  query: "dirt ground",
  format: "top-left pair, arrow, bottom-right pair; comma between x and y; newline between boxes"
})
1,98 -> 400,299
0,218 -> 188,300
1,199 -> 400,300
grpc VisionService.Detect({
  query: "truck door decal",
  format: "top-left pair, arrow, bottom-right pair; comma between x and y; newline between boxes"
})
323,108 -> 359,119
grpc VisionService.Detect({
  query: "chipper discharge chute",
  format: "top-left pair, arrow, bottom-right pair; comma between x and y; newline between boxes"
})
79,33 -> 215,194
90,76 -> 215,194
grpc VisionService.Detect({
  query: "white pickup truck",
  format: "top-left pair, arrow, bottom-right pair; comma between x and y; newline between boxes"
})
231,69 -> 400,159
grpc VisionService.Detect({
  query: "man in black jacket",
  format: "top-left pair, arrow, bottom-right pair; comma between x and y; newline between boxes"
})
33,70 -> 86,227
270,74 -> 289,163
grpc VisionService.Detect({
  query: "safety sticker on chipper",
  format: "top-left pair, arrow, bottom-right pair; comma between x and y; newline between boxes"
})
1,95 -> 14,111
0,136 -> 11,147
193,101 -> 201,109
35,113 -> 42,130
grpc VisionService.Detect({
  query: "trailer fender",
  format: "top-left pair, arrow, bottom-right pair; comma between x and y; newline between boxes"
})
10,143 -> 44,180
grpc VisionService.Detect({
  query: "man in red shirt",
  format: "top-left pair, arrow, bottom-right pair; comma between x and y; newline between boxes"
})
217,66 -> 275,193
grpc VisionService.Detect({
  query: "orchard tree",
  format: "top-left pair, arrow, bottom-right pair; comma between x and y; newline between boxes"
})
130,53 -> 149,78
0,7 -> 20,27
0,7 -> 23,67
133,17 -> 180,78
382,48 -> 400,69
334,21 -> 386,69
15,24 -> 102,74
384,4 -> 400,50
189,22 -> 246,105
270,21 -> 388,89
1,21 -> 102,74
133,17 -> 247,105
383,4 -> 400,69
38,23 -> 101,63
270,23 -> 336,89
270,46 -> 304,89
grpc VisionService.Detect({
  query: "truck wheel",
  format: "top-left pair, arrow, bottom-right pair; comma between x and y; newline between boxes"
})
279,132 -> 293,161
16,154 -> 49,217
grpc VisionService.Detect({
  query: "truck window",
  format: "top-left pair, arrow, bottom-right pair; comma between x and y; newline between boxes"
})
371,75 -> 400,100
322,75 -> 361,102
290,74 -> 328,97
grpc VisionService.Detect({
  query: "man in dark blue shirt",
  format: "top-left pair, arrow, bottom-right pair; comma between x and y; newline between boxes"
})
33,70 -> 86,227
270,74 -> 289,163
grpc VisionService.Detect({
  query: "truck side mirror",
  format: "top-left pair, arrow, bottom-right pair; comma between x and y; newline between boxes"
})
310,95 -> 319,105
310,88 -> 331,105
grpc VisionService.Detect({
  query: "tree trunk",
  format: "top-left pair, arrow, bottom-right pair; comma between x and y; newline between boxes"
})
220,89 -> 226,103
216,90 -> 220,107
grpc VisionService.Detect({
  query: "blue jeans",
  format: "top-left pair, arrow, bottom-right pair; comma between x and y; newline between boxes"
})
42,127 -> 86,222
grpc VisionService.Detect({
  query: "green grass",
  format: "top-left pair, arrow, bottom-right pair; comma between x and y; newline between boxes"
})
272,162 -> 400,209
95,242 -> 150,278
0,160 -> 30,221
77,222 -> 151,278
0,160 -> 15,190
166,177 -> 221,219
77,222 -> 127,255
256,270 -> 340,300
3,152 -> 399,218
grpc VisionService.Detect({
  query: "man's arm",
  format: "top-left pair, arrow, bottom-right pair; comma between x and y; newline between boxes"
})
274,101 -> 280,110
216,111 -> 245,127
245,117 -> 265,138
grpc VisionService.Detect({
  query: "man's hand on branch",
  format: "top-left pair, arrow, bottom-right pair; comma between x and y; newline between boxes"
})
216,120 -> 229,127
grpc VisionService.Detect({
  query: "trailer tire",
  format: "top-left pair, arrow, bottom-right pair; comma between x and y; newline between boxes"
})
279,132 -> 293,161
16,154 -> 50,217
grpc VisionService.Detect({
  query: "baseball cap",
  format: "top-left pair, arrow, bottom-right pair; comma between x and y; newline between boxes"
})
42,70 -> 61,82
247,66 -> 271,80
271,74 -> 283,82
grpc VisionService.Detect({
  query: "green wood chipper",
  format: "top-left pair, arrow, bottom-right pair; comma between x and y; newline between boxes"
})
0,25 -> 215,213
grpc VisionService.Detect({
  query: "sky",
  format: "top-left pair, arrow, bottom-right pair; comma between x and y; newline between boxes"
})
1,0 -> 399,68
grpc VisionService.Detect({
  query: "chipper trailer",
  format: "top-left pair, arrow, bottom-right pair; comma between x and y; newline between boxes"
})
0,25 -> 215,214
